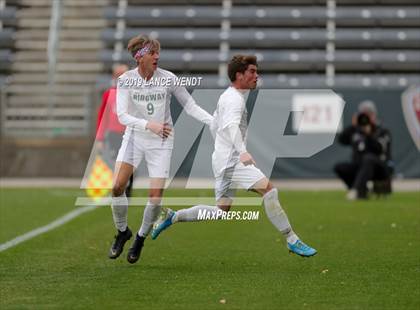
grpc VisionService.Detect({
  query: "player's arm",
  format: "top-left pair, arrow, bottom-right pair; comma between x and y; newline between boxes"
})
172,84 -> 214,126
116,78 -> 171,138
222,100 -> 255,166
226,124 -> 255,166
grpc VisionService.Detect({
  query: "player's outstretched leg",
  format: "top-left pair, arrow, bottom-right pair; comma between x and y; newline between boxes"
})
151,205 -> 223,240
263,188 -> 317,257
109,193 -> 132,259
151,207 -> 176,240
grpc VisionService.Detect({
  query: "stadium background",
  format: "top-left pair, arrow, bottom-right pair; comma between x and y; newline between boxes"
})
0,0 -> 419,180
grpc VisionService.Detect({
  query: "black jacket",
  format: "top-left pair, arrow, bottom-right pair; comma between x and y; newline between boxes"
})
338,124 -> 392,165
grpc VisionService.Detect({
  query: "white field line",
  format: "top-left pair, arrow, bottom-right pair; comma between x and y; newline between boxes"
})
0,205 -> 97,253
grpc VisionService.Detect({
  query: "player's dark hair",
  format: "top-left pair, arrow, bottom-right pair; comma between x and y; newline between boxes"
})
228,55 -> 258,82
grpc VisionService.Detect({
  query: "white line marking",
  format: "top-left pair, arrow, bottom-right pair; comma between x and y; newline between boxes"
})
0,205 -> 97,253
75,197 -> 263,206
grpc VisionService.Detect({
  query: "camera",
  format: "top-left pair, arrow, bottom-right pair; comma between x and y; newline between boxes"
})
357,113 -> 371,127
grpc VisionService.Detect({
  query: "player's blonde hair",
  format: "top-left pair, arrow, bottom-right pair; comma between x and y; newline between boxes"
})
127,34 -> 160,58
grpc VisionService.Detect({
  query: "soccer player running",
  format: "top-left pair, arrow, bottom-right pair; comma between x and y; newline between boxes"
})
151,55 -> 317,257
109,35 -> 213,263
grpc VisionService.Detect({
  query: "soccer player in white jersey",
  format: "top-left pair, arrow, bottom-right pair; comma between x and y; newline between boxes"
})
151,55 -> 317,257
108,35 -> 213,263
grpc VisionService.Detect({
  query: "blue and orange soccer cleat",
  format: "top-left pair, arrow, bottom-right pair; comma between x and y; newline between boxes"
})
287,240 -> 317,257
151,208 -> 175,240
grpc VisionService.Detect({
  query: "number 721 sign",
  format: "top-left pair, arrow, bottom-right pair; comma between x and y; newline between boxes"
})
292,93 -> 344,133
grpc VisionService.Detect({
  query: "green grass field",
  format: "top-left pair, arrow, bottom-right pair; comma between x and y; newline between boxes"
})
0,188 -> 419,309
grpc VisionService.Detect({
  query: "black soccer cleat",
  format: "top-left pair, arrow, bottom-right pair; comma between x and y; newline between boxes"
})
108,227 -> 132,259
127,234 -> 145,264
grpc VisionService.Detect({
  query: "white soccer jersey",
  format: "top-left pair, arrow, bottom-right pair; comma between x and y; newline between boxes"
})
116,67 -> 213,149
212,86 -> 249,177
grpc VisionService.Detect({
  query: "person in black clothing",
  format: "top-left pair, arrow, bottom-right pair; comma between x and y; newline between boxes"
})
334,101 -> 393,200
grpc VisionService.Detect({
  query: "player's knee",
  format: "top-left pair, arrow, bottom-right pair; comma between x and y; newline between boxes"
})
112,183 -> 125,197
148,191 -> 162,205
217,197 -> 232,212
265,182 -> 274,193
149,197 -> 162,205
218,205 -> 231,212
251,177 -> 271,196
255,182 -> 274,196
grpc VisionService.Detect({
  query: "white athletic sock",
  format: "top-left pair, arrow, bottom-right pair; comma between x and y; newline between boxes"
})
263,188 -> 299,244
111,193 -> 128,232
138,201 -> 161,237
172,205 -> 222,222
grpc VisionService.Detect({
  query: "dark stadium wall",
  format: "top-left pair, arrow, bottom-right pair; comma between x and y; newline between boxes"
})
0,139 -> 92,178
171,88 -> 420,180
271,89 -> 420,179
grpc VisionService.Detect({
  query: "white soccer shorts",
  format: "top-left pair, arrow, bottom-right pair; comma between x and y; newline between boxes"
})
116,130 -> 172,178
214,162 -> 266,201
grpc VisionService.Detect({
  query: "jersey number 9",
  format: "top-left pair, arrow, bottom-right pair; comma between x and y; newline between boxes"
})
147,102 -> 154,115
